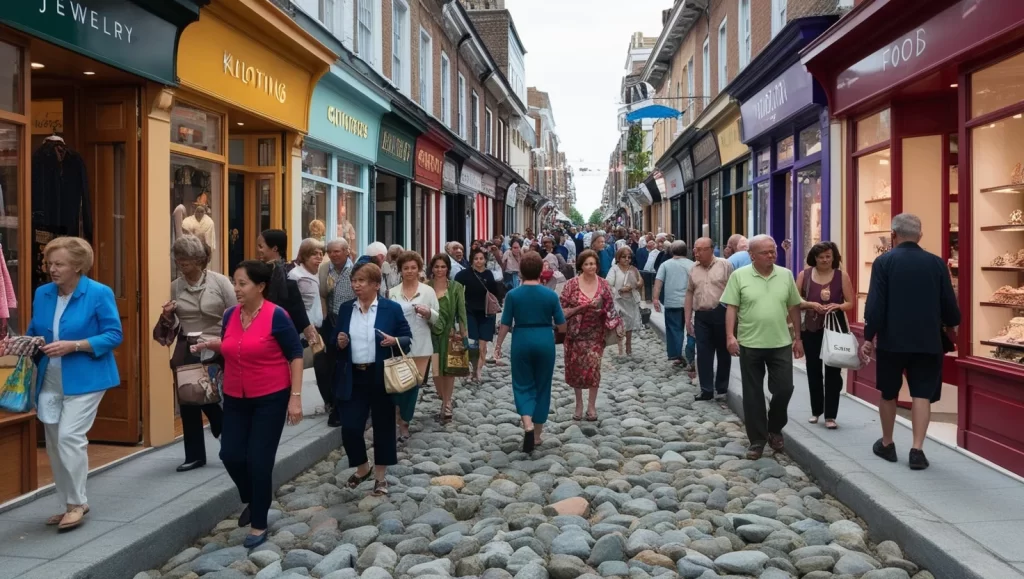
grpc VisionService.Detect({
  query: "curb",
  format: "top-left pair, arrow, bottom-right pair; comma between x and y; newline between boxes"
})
18,419 -> 342,579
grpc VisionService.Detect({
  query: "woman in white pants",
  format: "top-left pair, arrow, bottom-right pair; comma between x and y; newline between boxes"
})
27,237 -> 123,531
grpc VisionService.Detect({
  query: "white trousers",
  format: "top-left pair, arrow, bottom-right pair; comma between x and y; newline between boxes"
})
43,390 -> 105,508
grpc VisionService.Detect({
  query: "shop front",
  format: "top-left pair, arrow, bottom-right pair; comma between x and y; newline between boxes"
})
457,162 -> 483,244
503,182 -> 519,234
675,149 -> 696,244
709,113 -> 751,251
477,173 -> 497,240
638,171 -> 663,233
802,0 -> 1024,474
498,178 -> 517,235
374,114 -> 418,248
442,156 -> 464,247
662,159 -> 685,239
0,0 -> 209,503
690,132 -> 721,251
735,17 -> 835,271
414,132 -> 447,258
303,66 -> 388,255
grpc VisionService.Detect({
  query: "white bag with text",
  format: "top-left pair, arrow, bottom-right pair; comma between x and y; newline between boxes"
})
821,311 -> 862,370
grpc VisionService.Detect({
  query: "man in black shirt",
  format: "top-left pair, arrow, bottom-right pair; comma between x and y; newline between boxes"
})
861,213 -> 960,470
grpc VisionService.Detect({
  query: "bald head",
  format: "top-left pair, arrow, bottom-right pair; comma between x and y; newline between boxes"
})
693,237 -> 714,265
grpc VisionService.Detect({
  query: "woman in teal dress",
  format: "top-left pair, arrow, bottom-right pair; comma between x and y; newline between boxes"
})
494,252 -> 566,453
427,254 -> 468,421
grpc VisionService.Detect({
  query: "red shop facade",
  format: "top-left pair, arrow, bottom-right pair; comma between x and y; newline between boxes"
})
803,0 -> 1024,475
414,132 -> 448,258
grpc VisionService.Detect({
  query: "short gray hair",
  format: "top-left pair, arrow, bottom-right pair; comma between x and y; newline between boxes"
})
366,241 -> 388,257
749,234 -> 775,253
326,239 -> 348,251
892,213 -> 923,241
172,234 -> 210,266
670,240 -> 689,257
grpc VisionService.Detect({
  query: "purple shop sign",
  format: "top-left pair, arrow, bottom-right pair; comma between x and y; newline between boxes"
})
740,62 -> 815,142
833,0 -> 1024,115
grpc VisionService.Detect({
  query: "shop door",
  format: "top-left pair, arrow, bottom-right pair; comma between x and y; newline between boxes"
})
80,87 -> 140,443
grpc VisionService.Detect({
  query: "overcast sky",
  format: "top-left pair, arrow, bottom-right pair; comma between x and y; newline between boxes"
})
505,0 -> 667,218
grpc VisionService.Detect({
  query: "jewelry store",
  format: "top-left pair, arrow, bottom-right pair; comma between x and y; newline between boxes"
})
802,0 -> 1024,475
374,114 -> 418,248
303,66 -> 388,254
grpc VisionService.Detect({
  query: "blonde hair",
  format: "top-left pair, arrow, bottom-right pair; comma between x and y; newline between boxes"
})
44,236 -> 94,274
297,237 -> 325,264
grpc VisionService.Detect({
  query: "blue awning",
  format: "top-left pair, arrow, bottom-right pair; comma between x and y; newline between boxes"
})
626,104 -> 682,122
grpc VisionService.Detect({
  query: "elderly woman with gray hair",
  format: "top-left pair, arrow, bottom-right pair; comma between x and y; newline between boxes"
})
156,235 -> 236,472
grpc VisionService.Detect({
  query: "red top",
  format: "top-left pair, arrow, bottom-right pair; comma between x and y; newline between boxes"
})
220,303 -> 302,398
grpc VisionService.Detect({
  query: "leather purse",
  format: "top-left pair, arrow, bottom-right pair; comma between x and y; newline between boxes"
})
383,339 -> 422,394
472,270 -> 502,316
446,328 -> 471,376
176,363 -> 221,405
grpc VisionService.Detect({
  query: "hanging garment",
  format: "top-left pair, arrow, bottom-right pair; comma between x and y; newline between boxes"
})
182,214 -> 216,250
31,140 -> 93,241
172,204 -> 186,241
0,243 -> 16,319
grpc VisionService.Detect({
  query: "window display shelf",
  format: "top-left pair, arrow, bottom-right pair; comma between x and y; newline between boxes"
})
863,229 -> 891,235
864,197 -> 892,205
980,183 -> 1024,194
980,301 -> 1024,310
982,266 -> 1024,271
980,339 -> 1024,352
980,224 -> 1024,232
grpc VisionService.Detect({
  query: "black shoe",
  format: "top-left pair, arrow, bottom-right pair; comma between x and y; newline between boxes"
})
176,460 -> 206,472
327,414 -> 342,428
238,505 -> 251,528
873,438 -> 898,462
909,448 -> 930,470
522,430 -> 535,453
694,392 -> 714,402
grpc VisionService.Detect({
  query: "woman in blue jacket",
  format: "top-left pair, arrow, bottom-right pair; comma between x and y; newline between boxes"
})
27,237 -> 123,531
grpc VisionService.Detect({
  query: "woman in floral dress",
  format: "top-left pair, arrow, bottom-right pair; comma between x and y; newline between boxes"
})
560,249 -> 621,421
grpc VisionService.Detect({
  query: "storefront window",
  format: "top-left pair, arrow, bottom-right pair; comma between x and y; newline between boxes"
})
301,146 -> 365,250
171,153 -> 224,277
969,111 -> 1024,365
777,136 -> 795,167
856,109 -> 891,150
756,148 -> 770,176
0,123 -> 21,332
710,174 -> 721,249
756,181 -> 769,235
337,158 -> 361,188
302,148 -> 329,178
170,102 -> 222,154
856,148 -> 892,322
799,124 -> 822,158
971,51 -> 1024,119
302,179 -> 328,241
0,43 -> 21,114
337,188 -> 359,250
799,164 -> 823,256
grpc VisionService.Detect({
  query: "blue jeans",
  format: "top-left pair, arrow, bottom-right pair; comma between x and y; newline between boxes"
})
685,335 -> 696,365
664,307 -> 684,360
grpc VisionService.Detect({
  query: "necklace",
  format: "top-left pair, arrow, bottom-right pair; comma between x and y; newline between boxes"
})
240,303 -> 263,330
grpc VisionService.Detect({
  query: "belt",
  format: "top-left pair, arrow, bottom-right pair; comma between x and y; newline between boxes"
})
352,363 -> 372,371
515,323 -> 553,329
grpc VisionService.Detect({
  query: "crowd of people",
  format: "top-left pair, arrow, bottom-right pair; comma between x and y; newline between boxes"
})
23,211 -> 957,548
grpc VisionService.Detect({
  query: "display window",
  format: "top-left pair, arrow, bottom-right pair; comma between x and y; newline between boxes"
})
799,124 -> 822,158
777,136 -> 795,168
968,55 -> 1024,367
855,144 -> 891,321
0,41 -> 20,113
798,164 -> 823,259
0,121 -> 21,333
300,145 -> 365,251
169,102 -> 225,279
756,148 -> 770,176
756,181 -> 769,235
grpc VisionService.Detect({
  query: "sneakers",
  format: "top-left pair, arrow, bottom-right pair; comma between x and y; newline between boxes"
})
909,448 -> 930,470
873,438 -> 897,462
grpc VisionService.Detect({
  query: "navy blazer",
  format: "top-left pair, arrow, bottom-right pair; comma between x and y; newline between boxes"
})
330,298 -> 412,402
27,276 -> 123,396
864,242 -> 960,354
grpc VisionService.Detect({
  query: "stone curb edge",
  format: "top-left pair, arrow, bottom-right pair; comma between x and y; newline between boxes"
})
647,313 -> 1022,579
22,420 -> 342,579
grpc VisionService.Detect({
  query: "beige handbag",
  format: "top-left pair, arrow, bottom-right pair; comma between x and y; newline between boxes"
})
383,339 -> 422,394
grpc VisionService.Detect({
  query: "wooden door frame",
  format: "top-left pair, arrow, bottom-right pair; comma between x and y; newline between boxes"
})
228,133 -> 285,256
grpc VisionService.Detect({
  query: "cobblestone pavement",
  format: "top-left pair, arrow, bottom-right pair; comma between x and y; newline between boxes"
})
142,330 -> 933,579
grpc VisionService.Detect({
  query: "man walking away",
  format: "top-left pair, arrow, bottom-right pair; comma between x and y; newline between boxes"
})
652,241 -> 694,365
686,237 -> 734,401
316,239 -> 354,427
727,234 -> 752,269
721,235 -> 804,459
861,213 -> 960,470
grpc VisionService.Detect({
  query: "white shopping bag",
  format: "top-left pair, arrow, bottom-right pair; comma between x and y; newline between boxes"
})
821,310 -> 862,369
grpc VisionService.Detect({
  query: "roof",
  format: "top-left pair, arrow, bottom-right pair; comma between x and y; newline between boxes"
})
639,0 -> 709,89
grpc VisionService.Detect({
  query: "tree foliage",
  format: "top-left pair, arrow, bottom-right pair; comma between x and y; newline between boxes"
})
588,208 -> 604,225
626,124 -> 651,189
568,207 -> 585,225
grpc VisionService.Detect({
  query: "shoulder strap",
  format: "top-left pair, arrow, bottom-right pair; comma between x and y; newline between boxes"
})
801,267 -> 812,298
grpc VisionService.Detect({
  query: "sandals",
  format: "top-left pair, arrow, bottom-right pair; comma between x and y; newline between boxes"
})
58,505 -> 89,531
442,404 -> 454,421
397,434 -> 410,444
47,505 -> 89,526
585,411 -> 598,422
346,469 -> 373,489
572,412 -> 582,421
371,479 -> 389,497
825,419 -> 838,430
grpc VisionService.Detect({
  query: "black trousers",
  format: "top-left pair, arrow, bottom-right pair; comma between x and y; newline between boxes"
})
802,329 -> 844,419
694,305 -> 731,396
340,367 -> 398,468
219,387 -> 290,531
314,318 -> 337,417
180,402 -> 223,463
739,345 -> 794,448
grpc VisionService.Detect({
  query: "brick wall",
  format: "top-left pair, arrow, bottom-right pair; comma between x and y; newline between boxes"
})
466,11 -> 511,78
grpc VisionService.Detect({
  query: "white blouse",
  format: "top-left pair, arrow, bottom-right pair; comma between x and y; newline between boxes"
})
388,282 -> 440,357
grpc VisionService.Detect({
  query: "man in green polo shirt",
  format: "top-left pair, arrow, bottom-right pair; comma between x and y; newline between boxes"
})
721,234 -> 804,460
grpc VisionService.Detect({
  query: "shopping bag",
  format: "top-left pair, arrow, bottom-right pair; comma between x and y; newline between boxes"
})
0,357 -> 36,413
383,340 -> 422,394
446,329 -> 471,376
821,311 -> 862,369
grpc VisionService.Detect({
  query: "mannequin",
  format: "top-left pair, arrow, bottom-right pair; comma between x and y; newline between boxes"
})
182,205 -> 216,250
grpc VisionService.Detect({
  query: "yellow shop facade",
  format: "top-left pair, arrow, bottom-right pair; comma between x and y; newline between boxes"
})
0,0 -> 333,504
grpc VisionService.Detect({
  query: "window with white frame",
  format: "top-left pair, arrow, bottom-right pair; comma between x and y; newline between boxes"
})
441,53 -> 451,126
418,29 -> 432,112
471,91 -> 480,148
687,57 -> 694,119
392,0 -> 409,92
357,0 -> 373,65
718,19 -> 728,91
458,73 -> 467,139
702,38 -> 711,104
485,108 -> 493,154
771,0 -> 787,37
738,0 -> 751,69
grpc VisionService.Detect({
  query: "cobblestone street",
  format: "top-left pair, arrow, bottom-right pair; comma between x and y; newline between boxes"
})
145,330 -> 931,579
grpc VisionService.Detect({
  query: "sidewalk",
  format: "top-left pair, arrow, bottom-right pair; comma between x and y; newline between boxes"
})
0,371 -> 340,579
647,306 -> 1024,579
